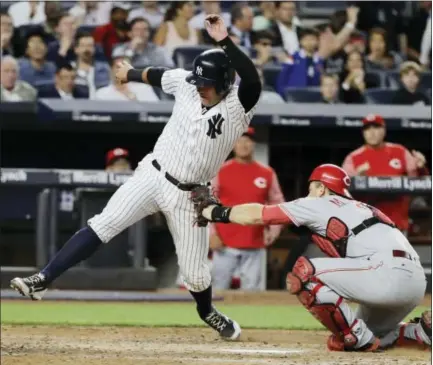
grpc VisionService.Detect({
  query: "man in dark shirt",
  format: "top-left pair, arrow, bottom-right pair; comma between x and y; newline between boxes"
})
392,61 -> 430,105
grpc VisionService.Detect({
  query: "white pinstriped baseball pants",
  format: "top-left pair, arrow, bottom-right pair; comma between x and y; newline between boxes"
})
88,154 -> 211,292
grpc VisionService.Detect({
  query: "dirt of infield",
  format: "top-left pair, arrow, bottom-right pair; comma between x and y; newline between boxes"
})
1,325 -> 431,365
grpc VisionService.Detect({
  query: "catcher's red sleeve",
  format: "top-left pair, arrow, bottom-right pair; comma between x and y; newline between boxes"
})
262,205 -> 292,225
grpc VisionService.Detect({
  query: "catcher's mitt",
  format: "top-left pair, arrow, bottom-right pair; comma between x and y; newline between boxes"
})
190,186 -> 221,227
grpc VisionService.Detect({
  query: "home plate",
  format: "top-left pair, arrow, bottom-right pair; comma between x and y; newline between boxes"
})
221,348 -> 304,355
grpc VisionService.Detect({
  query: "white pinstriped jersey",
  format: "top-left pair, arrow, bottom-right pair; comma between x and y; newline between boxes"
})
149,68 -> 257,183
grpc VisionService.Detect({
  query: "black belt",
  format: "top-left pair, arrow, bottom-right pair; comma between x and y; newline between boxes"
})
352,216 -> 395,235
152,159 -> 204,191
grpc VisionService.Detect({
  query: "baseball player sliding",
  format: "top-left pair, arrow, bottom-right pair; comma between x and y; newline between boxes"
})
191,164 -> 431,351
10,15 -> 261,340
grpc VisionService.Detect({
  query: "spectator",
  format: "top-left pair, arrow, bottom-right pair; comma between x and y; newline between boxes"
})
419,11 -> 432,68
7,1 -> 45,28
94,57 -> 158,102
112,17 -> 173,69
19,30 -> 56,85
252,30 -> 290,67
46,13 -> 78,63
320,73 -> 340,104
339,50 -> 379,104
342,114 -> 428,234
276,28 -> 324,95
93,3 -> 130,60
228,3 -> 255,48
0,56 -> 37,102
210,127 -> 285,291
366,28 -> 403,71
253,1 -> 276,31
128,1 -> 164,29
351,1 -> 408,54
66,32 -> 111,97
190,1 -> 231,30
269,1 -> 300,55
257,68 -> 284,104
153,2 -> 200,57
38,63 -> 87,99
105,148 -> 132,172
1,12 -> 18,57
325,32 -> 367,73
42,1 -> 63,43
392,61 -> 430,105
406,1 -> 431,64
69,1 -> 112,27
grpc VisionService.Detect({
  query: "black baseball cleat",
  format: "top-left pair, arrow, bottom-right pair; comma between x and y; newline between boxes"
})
10,273 -> 48,301
203,307 -> 241,340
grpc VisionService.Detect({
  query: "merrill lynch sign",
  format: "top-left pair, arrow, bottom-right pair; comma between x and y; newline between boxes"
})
352,176 -> 432,192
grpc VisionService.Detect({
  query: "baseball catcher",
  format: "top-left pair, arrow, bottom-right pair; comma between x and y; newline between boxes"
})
191,164 -> 431,351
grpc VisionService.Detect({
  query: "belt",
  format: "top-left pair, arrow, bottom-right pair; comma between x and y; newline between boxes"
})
152,159 -> 204,192
393,249 -> 414,261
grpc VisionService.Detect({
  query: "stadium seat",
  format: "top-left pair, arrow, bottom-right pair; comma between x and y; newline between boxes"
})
386,70 -> 432,91
77,25 -> 97,35
365,88 -> 395,104
365,70 -> 385,89
172,46 -> 213,70
284,88 -> 322,103
420,72 -> 432,90
262,65 -> 282,90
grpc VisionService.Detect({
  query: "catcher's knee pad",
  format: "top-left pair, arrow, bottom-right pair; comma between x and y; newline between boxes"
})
286,257 -> 360,349
286,256 -> 316,295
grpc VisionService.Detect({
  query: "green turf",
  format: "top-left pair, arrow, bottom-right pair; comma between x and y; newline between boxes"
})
1,301 -> 429,330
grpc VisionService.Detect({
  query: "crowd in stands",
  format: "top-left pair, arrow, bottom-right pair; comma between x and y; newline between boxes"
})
0,1 -> 431,105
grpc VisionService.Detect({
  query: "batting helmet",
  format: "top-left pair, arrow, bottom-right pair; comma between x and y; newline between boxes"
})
185,49 -> 235,94
309,164 -> 352,198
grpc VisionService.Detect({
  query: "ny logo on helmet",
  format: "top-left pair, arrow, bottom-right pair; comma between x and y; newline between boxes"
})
196,66 -> 203,76
207,113 -> 224,139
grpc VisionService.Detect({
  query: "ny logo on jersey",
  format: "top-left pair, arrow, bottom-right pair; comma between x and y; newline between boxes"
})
196,66 -> 203,76
206,113 -> 224,139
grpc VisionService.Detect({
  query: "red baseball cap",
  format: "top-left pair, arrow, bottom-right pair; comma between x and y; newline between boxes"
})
362,114 -> 385,127
243,127 -> 255,139
106,147 -> 129,166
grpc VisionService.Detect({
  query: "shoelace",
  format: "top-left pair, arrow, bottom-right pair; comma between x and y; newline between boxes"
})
206,312 -> 228,332
25,274 -> 44,288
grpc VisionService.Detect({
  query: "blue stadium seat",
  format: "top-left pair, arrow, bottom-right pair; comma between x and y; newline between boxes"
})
262,65 -> 282,90
172,46 -> 213,70
284,88 -> 322,103
77,25 -> 97,35
365,70 -> 385,89
420,72 -> 432,90
365,88 -> 395,104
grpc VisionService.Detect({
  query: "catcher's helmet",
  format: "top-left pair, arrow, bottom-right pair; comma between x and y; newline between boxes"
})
185,49 -> 235,94
309,164 -> 352,198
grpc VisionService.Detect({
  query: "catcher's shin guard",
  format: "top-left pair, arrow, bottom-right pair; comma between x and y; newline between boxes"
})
286,257 -> 373,351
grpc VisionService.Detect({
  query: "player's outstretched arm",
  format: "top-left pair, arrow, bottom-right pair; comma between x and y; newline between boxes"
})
202,204 -> 292,226
115,60 -> 170,88
205,14 -> 261,112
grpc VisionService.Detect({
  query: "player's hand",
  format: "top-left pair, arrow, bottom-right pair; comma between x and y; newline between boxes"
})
205,14 -> 228,42
412,150 -> 426,168
210,233 -> 224,251
115,60 -> 133,84
346,6 -> 359,26
356,162 -> 370,175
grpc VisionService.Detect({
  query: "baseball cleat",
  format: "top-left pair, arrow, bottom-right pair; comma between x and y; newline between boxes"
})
327,334 -> 381,352
405,310 -> 432,346
10,273 -> 48,301
204,307 -> 241,340
419,310 -> 432,343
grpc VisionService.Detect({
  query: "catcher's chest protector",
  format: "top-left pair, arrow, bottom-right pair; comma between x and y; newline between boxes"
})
311,217 -> 349,258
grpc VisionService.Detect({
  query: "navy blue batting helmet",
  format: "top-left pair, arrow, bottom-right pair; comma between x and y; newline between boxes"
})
185,49 -> 235,94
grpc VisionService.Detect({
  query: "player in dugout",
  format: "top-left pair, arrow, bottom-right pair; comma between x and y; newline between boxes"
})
342,114 -> 429,235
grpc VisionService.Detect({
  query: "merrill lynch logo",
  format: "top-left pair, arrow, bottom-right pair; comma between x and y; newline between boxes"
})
57,171 -> 132,186
367,177 -> 432,191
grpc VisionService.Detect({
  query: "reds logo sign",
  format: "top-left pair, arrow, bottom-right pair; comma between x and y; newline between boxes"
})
254,177 -> 267,189
389,158 -> 402,169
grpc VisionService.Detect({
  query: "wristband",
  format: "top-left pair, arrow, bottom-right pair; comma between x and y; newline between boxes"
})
211,206 -> 232,223
217,36 -> 233,50
127,69 -> 143,83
